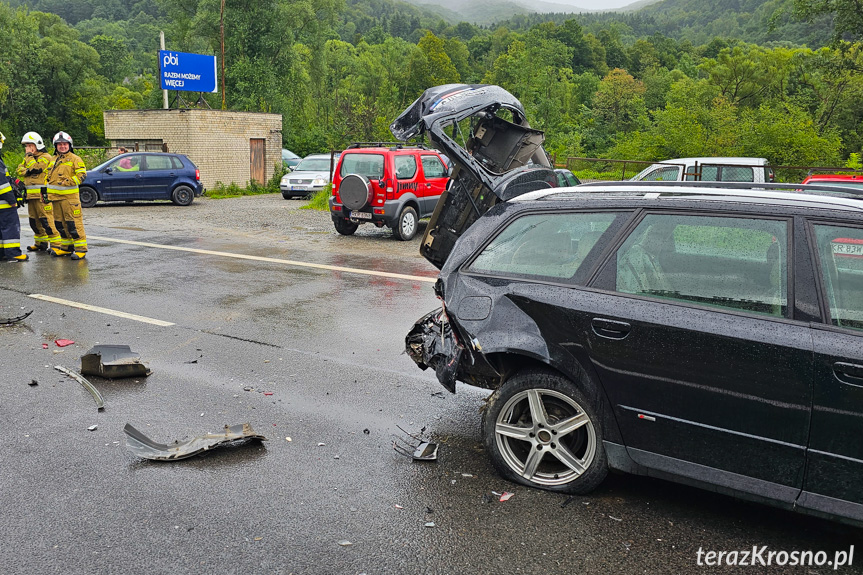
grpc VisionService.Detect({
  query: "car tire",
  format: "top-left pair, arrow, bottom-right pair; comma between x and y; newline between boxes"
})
482,368 -> 608,494
333,218 -> 358,236
393,206 -> 418,241
79,187 -> 98,208
171,185 -> 194,206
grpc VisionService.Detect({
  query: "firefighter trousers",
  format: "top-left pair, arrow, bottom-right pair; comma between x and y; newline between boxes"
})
51,194 -> 87,253
0,203 -> 23,259
28,199 -> 60,248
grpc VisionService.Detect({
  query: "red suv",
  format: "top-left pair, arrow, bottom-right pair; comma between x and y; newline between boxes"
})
329,143 -> 449,240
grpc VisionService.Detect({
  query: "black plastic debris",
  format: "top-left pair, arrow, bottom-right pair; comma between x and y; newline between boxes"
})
123,423 -> 267,461
392,425 -> 438,462
54,365 -> 105,411
1,310 -> 32,325
81,345 -> 151,378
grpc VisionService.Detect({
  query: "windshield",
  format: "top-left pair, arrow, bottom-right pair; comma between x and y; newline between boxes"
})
295,158 -> 332,172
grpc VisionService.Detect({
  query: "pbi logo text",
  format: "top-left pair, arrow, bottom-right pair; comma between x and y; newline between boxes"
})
163,53 -> 179,67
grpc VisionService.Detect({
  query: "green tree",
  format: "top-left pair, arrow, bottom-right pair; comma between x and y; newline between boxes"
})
594,68 -> 647,135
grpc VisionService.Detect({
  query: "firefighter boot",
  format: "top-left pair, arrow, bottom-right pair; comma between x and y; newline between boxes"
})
27,243 -> 49,252
10,254 -> 29,262
51,247 -> 71,257
70,252 -> 86,261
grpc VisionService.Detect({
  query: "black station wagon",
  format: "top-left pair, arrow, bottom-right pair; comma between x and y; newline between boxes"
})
406,180 -> 863,526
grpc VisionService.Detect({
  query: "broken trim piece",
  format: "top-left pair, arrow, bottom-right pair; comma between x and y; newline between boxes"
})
54,365 -> 105,411
81,345 -> 151,378
1,310 -> 33,325
124,423 -> 267,461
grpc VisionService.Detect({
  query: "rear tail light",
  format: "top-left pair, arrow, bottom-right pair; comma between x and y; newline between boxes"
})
385,178 -> 394,200
195,169 -> 200,181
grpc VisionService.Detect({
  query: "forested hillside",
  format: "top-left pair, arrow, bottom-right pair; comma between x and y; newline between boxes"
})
0,0 -> 860,170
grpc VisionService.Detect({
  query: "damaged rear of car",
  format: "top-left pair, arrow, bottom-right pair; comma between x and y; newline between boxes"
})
390,84 -> 558,270
395,84 -> 609,495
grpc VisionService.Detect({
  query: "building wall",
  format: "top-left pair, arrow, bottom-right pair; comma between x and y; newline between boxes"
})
103,109 -> 282,190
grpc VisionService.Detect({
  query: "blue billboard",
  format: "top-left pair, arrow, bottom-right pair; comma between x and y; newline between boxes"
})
159,50 -> 218,93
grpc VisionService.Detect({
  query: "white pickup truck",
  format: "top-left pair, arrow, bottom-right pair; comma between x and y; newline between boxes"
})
632,157 -> 774,183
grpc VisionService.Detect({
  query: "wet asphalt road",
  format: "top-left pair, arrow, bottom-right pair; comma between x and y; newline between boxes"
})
1,196 -> 861,575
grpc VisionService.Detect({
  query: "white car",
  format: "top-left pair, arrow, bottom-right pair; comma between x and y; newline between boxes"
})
280,153 -> 339,199
632,157 -> 774,183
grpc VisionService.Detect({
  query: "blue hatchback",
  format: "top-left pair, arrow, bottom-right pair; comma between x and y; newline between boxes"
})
79,152 -> 204,207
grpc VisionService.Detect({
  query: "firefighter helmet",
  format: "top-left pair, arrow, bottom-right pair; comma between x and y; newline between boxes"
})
22,131 -> 46,151
52,131 -> 73,149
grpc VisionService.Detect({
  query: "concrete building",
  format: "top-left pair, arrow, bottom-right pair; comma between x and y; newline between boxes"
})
103,109 -> 282,190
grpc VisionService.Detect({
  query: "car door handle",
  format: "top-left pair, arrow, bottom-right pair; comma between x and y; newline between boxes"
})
135,174 -> 142,178
834,362 -> 863,386
169,172 -> 175,176
591,318 -> 631,340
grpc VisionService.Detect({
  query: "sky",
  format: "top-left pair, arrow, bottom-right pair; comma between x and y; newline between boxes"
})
550,0 -> 642,10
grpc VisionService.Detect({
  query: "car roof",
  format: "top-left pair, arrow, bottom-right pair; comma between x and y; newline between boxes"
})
644,157 -> 768,165
511,181 -> 863,213
803,174 -> 863,182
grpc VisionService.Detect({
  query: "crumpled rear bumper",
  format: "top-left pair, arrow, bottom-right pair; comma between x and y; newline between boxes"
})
405,308 -> 464,393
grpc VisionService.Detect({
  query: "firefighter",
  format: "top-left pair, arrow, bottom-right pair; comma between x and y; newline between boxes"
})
0,131 -> 28,262
46,131 -> 88,260
17,131 -> 60,252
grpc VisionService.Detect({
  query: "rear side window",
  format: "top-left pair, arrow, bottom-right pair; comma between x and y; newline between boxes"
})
394,155 -> 418,180
640,166 -> 680,181
171,156 -> 184,169
467,212 -> 619,281
421,155 -> 446,178
813,224 -> 863,331
687,165 -> 755,182
340,154 -> 384,180
144,155 -> 172,170
614,214 -> 788,317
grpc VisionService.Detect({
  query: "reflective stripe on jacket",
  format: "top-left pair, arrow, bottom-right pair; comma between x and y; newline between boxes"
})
17,151 -> 52,199
47,152 -> 87,196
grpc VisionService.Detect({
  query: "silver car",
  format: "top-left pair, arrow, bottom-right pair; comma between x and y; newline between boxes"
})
280,153 -> 338,199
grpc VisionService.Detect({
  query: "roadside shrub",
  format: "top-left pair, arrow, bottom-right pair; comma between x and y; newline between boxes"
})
301,184 -> 331,211
206,163 -> 286,198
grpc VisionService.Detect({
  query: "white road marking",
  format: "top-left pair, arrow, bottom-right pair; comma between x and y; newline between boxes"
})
88,235 -> 438,283
28,294 -> 175,326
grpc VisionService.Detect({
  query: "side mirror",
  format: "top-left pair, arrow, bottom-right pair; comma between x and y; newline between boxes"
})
104,168 -> 113,174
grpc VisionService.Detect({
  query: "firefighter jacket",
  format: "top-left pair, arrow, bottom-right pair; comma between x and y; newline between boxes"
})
17,150 -> 52,200
46,151 -> 87,200
0,159 -> 18,210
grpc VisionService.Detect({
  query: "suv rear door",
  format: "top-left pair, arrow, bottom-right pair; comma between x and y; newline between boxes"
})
587,211 -> 812,498
800,221 -> 863,520
418,154 -> 448,216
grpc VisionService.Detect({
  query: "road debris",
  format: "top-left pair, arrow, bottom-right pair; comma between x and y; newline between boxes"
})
88,425 -> 98,431
337,540 -> 353,547
54,365 -> 105,411
0,310 -> 32,325
29,379 -> 38,386
392,425 -> 438,461
609,515 -> 623,522
561,496 -> 575,508
81,345 -> 151,378
54,339 -> 75,347
424,522 -> 436,528
499,492 -> 514,502
123,423 -> 267,461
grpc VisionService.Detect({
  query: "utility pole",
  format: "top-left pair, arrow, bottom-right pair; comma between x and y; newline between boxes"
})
160,31 -> 168,109
220,0 -> 226,110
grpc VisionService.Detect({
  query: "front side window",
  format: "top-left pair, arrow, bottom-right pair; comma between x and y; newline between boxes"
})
339,153 -> 384,180
640,166 -> 681,181
813,224 -> 863,331
467,212 -> 619,281
394,155 -> 418,180
110,154 -> 142,171
615,214 -> 788,317
421,155 -> 446,178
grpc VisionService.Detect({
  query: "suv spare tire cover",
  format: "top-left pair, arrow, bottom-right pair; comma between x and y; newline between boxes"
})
340,174 -> 374,210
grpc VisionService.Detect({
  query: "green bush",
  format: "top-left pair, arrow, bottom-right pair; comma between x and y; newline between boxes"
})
206,163 -> 286,198
301,184 -> 332,211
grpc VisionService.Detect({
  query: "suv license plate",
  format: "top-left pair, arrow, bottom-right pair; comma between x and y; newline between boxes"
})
351,211 -> 372,220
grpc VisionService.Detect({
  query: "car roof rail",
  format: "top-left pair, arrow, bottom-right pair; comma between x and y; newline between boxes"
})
347,142 -> 430,151
543,180 -> 863,211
